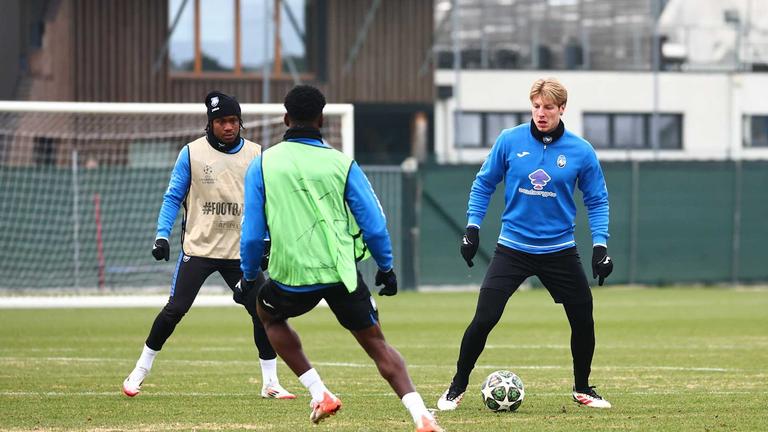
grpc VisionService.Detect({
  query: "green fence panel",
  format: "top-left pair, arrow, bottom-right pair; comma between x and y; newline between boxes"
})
3,161 -> 767,290
0,166 -> 179,290
738,161 -> 768,282
573,162 -> 634,284
633,162 -> 735,284
419,165 -> 505,286
0,168 -> 76,288
358,166 -> 404,290
419,161 -> 768,287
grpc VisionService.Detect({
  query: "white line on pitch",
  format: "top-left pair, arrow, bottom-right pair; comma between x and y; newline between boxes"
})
1,390 -> 765,398
0,356 -> 734,372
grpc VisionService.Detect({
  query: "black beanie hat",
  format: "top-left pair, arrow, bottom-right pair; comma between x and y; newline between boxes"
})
205,91 -> 241,122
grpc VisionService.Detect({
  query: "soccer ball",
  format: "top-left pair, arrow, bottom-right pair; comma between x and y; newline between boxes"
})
480,370 -> 525,412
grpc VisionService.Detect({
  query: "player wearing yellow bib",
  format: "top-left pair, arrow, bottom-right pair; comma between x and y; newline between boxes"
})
240,85 -> 443,431
122,91 -> 293,400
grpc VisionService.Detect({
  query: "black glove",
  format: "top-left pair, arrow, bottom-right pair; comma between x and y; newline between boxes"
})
152,238 -> 170,261
460,227 -> 480,267
375,269 -> 398,296
261,240 -> 271,271
591,245 -> 613,286
233,277 -> 258,306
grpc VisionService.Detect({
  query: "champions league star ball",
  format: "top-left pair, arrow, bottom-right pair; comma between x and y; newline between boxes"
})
480,370 -> 525,412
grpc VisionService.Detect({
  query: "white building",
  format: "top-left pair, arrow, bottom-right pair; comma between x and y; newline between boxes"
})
433,0 -> 768,163
435,70 -> 768,163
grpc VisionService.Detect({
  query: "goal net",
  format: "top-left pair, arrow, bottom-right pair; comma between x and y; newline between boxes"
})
0,101 -> 353,291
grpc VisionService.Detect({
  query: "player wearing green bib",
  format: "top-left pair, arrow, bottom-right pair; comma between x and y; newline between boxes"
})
239,86 -> 442,432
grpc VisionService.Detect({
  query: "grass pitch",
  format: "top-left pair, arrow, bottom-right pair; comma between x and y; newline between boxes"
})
1,287 -> 766,431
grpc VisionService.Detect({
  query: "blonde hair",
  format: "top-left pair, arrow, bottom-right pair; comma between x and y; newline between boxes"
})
529,78 -> 568,107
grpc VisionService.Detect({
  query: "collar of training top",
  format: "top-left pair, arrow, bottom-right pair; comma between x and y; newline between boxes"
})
529,119 -> 565,145
205,128 -> 241,153
283,126 -> 323,141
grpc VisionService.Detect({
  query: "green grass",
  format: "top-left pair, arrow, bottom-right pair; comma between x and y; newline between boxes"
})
1,287 -> 767,431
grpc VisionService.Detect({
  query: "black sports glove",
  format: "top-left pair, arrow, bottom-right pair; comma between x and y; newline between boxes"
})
591,245 -> 614,286
233,277 -> 258,306
152,238 -> 170,261
375,269 -> 398,296
261,240 -> 271,271
460,227 -> 480,268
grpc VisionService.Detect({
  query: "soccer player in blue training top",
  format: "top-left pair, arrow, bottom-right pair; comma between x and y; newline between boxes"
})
437,78 -> 614,411
240,85 -> 443,431
122,91 -> 294,400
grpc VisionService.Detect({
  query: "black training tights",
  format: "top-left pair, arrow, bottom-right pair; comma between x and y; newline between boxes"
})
452,288 -> 595,390
563,300 -> 595,390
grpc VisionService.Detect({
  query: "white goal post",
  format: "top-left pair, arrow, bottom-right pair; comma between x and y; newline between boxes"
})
0,101 -> 354,157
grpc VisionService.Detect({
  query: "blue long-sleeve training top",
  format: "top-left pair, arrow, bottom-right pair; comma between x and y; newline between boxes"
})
155,138 -> 245,239
240,138 -> 393,283
467,122 -> 609,254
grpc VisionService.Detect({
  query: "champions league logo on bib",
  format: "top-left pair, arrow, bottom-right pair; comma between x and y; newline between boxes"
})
201,164 -> 215,184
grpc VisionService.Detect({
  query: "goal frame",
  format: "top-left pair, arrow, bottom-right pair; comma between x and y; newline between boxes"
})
0,101 -> 355,158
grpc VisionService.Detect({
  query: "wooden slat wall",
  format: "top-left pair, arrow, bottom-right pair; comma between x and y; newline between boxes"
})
73,0 -> 168,102
325,0 -> 434,103
66,0 -> 433,104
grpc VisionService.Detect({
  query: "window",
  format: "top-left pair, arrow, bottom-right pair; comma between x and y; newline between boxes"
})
583,113 -> 683,149
582,114 -> 609,148
486,113 -> 521,146
743,115 -> 768,148
656,114 -> 683,149
614,114 -> 646,149
455,112 -> 529,148
168,0 -> 322,77
455,113 -> 482,148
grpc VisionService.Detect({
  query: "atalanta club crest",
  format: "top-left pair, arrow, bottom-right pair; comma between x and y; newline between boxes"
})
557,154 -> 566,168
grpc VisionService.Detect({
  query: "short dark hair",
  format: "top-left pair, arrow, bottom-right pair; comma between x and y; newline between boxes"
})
284,85 -> 326,122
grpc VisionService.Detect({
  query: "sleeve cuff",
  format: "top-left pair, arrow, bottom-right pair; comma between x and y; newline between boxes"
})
243,270 -> 261,281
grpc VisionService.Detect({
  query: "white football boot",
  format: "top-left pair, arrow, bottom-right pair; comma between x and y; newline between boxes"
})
436,384 -> 465,411
261,381 -> 296,399
122,367 -> 149,397
572,386 -> 612,408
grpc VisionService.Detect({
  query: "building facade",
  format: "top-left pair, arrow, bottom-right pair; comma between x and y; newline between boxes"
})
2,0 -> 435,164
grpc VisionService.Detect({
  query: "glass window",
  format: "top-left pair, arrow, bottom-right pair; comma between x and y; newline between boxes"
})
583,114 -> 610,148
280,0 -> 308,73
168,0 -> 195,72
241,0 -> 272,72
745,115 -> 768,148
200,0 -> 235,72
583,112 -> 682,149
168,0 -> 317,77
613,114 -> 646,149
485,113 -> 520,146
455,113 -> 483,148
656,114 -> 683,149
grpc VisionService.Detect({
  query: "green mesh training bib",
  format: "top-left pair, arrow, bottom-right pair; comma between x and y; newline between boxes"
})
262,141 -> 369,292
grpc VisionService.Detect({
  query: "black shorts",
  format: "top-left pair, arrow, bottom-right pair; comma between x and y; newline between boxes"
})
257,272 -> 379,331
482,244 -> 592,304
